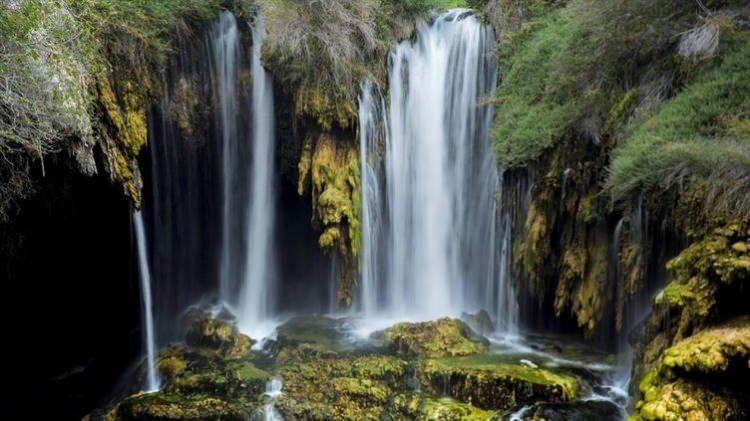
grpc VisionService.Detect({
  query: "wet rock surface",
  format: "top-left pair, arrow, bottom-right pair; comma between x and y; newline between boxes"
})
92,314 -> 617,420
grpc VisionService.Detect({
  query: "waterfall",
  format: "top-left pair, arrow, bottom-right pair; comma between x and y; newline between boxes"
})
359,10 -> 518,328
215,11 -> 243,304
263,377 -> 284,421
358,80 -> 387,316
237,16 -> 277,335
133,211 -> 160,392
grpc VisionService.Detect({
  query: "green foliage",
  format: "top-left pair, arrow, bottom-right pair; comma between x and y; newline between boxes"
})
0,0 -> 99,218
0,0 -> 237,219
259,0 -> 469,129
607,31 -> 750,219
70,0 -> 229,72
491,0 -> 711,168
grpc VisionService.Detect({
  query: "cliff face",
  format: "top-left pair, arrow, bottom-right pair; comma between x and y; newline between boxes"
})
479,0 -> 750,418
3,0 -> 750,418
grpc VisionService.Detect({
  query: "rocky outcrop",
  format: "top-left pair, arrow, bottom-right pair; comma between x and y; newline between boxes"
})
420,355 -> 578,410
296,132 -> 361,306
375,318 -> 490,358
95,315 -> 580,420
183,309 -> 253,360
630,223 -> 750,420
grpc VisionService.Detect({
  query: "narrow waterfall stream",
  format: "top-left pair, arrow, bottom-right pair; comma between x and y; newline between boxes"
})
133,211 -> 159,392
213,11 -> 278,330
359,10 -> 518,328
215,11 -> 243,305
237,16 -> 277,337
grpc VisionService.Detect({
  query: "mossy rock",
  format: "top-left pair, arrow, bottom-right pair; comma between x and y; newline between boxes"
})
636,373 -> 746,421
375,318 -> 489,358
460,310 -> 496,335
662,317 -> 750,374
117,391 -> 256,420
184,309 -> 253,359
276,354 -> 409,420
156,345 -> 269,399
386,393 -> 497,420
420,355 -> 579,410
272,316 -> 361,363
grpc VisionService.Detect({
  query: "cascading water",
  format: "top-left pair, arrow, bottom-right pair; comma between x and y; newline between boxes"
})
358,80 -> 387,317
145,11 -> 279,344
237,16 -> 277,336
215,11 -> 244,304
133,211 -> 160,392
263,377 -> 284,421
359,10 -> 518,328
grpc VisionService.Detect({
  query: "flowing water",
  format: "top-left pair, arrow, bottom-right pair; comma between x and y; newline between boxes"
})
144,11 -> 279,343
358,10 -> 518,328
263,377 -> 284,421
237,16 -> 277,337
215,11 -> 243,304
133,211 -> 160,392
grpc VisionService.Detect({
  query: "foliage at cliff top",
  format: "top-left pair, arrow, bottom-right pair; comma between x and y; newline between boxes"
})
0,0 -> 245,219
491,0 -> 712,168
608,26 -> 750,223
259,0 -> 468,130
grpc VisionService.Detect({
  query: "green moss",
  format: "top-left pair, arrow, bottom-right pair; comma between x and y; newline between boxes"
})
420,355 -> 578,410
157,355 -> 187,378
118,391 -> 257,420
636,377 -> 745,421
608,30 -> 750,220
377,318 -> 489,358
427,355 -> 579,398
661,317 -> 750,374
227,361 -> 270,382
389,394 -> 495,420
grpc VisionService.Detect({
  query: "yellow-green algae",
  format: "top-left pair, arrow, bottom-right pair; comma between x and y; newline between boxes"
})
97,315 -> 586,420
662,317 -> 750,374
297,132 -> 361,306
378,317 -> 489,358
420,355 -> 578,410
635,372 -> 745,421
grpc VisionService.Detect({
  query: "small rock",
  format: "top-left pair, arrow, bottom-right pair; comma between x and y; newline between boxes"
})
460,310 -> 496,335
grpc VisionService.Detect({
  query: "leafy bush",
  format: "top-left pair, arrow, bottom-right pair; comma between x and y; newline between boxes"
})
491,0 -> 721,168
259,0 -> 470,129
0,0 -> 98,218
0,0 -> 236,218
607,30 -> 750,219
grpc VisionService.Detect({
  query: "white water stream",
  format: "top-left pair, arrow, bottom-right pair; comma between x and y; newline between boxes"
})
134,211 -> 160,392
237,15 -> 277,337
358,10 -> 518,329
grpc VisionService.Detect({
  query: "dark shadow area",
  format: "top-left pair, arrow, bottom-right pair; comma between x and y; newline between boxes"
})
0,154 -> 138,419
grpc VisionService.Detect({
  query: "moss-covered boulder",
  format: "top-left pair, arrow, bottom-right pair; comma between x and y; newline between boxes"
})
375,318 -> 489,358
460,310 -> 496,335
184,309 -> 253,359
270,315 -> 365,363
661,317 -> 750,375
276,355 -> 409,420
387,393 -> 497,420
116,391 -> 257,420
420,355 -> 579,410
635,371 -> 746,421
155,344 -> 269,400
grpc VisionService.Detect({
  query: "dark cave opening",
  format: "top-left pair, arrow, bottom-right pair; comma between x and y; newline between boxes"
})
1,154 -> 138,419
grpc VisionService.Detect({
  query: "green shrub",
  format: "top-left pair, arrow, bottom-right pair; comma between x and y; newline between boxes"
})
607,31 -> 750,219
491,0 -> 714,168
